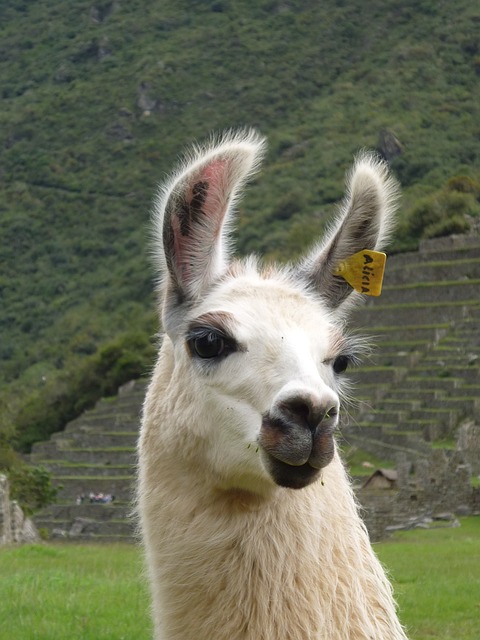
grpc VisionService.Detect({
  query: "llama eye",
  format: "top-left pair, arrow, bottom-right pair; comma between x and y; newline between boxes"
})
332,355 -> 350,374
190,330 -> 226,359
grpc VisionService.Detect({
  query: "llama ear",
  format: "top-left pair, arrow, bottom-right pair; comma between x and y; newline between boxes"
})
153,130 -> 265,327
298,153 -> 399,313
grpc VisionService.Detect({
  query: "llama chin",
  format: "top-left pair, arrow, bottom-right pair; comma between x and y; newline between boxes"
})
137,129 -> 408,640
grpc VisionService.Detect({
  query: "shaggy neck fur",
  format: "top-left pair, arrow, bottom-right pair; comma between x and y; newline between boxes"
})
139,346 -> 406,639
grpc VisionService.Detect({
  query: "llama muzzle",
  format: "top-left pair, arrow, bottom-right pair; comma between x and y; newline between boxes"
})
258,393 -> 338,488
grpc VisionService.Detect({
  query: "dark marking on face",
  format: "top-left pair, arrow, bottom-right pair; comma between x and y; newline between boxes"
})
189,310 -> 238,337
308,430 -> 335,469
259,413 -> 312,467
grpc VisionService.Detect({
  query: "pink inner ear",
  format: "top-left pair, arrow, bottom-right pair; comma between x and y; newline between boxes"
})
171,157 -> 231,290
203,158 -> 228,183
195,158 -> 229,222
170,214 -> 191,284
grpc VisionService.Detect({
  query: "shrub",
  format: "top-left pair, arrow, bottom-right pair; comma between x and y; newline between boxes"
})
14,331 -> 156,452
424,214 -> 470,239
400,181 -> 479,248
447,175 -> 480,198
9,464 -> 58,515
271,190 -> 305,221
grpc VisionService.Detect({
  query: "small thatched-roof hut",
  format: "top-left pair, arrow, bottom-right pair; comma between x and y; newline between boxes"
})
362,469 -> 398,490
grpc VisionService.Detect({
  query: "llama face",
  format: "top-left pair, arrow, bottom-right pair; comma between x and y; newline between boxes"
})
154,267 -> 361,494
152,129 -> 398,494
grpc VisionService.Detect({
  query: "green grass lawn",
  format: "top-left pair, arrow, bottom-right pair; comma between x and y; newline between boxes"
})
376,517 -> 480,640
1,517 -> 479,640
0,543 -> 151,640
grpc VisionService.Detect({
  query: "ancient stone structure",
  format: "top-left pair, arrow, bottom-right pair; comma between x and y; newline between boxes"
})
29,234 -> 480,541
0,475 -> 12,545
359,449 -> 477,541
457,421 -> 480,476
0,474 -> 39,545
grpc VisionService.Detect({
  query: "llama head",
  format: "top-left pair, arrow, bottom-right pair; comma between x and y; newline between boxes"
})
151,130 -> 398,493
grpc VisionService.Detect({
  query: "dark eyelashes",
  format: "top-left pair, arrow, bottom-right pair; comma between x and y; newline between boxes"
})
186,326 -> 239,360
327,353 -> 359,375
186,325 -> 357,373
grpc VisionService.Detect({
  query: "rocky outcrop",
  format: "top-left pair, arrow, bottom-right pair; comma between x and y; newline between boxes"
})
457,421 -> 480,476
0,474 -> 39,545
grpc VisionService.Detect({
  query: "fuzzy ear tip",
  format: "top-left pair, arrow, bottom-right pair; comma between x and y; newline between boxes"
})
349,150 -> 400,203
352,151 -> 388,182
212,127 -> 267,167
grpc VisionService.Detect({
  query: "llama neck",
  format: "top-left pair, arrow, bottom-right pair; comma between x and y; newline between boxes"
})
141,457 -> 405,640
139,353 -> 406,639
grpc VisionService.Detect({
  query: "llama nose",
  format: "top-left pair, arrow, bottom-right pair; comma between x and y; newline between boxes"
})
279,395 -> 337,433
260,389 -> 339,468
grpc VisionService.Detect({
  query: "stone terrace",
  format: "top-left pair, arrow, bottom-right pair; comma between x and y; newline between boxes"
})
31,380 -> 146,542
32,234 -> 480,540
343,234 -> 480,461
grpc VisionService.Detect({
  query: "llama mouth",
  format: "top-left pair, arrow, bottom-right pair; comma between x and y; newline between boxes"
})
263,453 -> 321,490
259,412 -> 336,485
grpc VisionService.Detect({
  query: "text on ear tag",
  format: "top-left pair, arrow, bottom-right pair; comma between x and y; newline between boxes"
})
333,250 -> 387,296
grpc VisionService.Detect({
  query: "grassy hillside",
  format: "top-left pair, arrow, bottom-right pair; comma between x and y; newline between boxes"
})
1,0 -> 479,457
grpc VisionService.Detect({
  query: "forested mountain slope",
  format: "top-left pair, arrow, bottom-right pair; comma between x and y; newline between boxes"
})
1,0 -> 479,457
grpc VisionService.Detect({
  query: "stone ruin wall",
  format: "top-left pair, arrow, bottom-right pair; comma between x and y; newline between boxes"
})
359,449 -> 479,541
0,475 -> 12,545
0,474 -> 39,545
456,422 -> 480,476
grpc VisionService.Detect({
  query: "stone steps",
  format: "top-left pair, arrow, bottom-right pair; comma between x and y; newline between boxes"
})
31,447 -> 137,465
346,235 -> 480,461
388,236 -> 480,265
30,234 -> 480,540
35,516 -> 134,538
386,388 -> 441,402
385,258 -> 480,286
380,280 -> 480,305
52,431 -> 138,448
399,376 -> 465,390
367,324 -> 451,341
41,462 -> 134,477
349,366 -> 406,385
367,352 -> 422,368
39,502 -> 132,520
355,300 -> 480,328
65,412 -> 140,431
344,433 -> 431,460
52,533 -> 135,543
32,379 -> 147,541
54,476 -> 133,501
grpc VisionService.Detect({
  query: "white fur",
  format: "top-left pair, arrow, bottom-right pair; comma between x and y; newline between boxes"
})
138,130 -> 407,639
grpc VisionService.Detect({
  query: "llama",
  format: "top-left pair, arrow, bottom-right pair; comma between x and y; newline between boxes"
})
137,130 -> 408,640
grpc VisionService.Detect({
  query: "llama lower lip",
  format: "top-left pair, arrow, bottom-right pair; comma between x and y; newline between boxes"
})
308,431 -> 336,469
264,453 -> 321,490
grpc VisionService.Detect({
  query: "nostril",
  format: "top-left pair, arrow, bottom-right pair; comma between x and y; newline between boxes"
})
280,397 -> 336,432
282,399 -> 311,424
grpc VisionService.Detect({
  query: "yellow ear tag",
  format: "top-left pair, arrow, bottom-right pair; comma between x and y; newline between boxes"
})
333,250 -> 387,296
